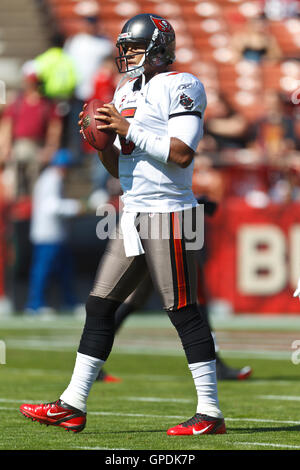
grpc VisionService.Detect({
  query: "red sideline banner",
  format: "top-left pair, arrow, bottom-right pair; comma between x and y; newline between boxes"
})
204,198 -> 300,314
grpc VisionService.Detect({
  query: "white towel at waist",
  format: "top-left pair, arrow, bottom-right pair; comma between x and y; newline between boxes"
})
120,211 -> 145,257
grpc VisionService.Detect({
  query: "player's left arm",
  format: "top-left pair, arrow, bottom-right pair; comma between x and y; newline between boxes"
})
166,76 -> 206,167
167,114 -> 203,168
169,138 -> 194,168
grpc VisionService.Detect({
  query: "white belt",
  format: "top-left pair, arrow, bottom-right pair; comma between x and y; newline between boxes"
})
120,211 -> 145,257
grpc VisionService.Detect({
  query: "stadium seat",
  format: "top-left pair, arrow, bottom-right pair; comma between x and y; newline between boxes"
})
43,0 -> 300,119
138,1 -> 182,17
269,20 -> 300,56
180,2 -> 222,21
261,63 -> 283,90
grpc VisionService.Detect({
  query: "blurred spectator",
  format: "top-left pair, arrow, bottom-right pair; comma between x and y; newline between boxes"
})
34,31 -> 77,102
295,109 -> 300,150
25,149 -> 83,316
205,94 -> 248,150
231,16 -> 281,63
192,154 -> 225,203
34,30 -> 77,151
88,55 -> 119,193
269,154 -> 300,203
90,54 -> 119,103
63,1 -> 113,162
269,175 -> 293,202
0,169 -> 12,317
287,154 -> 300,200
0,62 -> 62,199
263,0 -> 299,20
248,90 -> 296,161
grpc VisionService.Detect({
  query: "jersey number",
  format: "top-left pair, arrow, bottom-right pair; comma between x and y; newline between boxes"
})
120,107 -> 137,155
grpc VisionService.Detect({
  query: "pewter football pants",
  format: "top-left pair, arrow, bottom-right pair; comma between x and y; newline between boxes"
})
90,209 -> 200,311
78,208 -> 215,363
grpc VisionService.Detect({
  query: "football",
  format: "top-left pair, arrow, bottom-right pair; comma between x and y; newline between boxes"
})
80,99 -> 116,150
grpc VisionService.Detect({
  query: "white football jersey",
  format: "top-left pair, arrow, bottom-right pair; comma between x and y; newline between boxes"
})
113,71 -> 207,212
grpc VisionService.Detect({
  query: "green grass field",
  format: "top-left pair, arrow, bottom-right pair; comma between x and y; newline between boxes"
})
1,313 -> 300,452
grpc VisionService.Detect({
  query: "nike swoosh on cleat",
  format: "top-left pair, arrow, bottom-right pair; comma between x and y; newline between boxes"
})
192,425 -> 213,435
46,410 -> 67,417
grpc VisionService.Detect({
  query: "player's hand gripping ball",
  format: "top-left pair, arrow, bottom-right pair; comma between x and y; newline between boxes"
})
80,99 -> 116,150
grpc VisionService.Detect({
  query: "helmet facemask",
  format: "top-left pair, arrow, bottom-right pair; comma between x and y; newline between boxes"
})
115,40 -> 148,77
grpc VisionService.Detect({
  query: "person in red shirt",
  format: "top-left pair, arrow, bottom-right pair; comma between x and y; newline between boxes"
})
0,62 -> 62,198
91,55 -> 118,104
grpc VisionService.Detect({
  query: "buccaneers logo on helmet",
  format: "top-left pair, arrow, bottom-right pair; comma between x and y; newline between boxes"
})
150,16 -> 173,33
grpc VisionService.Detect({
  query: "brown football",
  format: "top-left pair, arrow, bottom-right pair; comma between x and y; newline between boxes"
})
80,99 -> 116,150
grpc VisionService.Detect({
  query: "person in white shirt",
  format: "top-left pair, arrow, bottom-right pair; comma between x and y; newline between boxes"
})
63,6 -> 113,163
25,149 -> 82,315
20,14 -> 226,437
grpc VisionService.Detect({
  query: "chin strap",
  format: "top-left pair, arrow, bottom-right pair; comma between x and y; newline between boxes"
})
113,54 -> 146,98
127,53 -> 146,77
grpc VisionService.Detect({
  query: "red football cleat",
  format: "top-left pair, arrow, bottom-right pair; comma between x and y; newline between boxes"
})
96,369 -> 122,383
103,374 -> 122,383
216,359 -> 253,381
167,413 -> 226,436
237,366 -> 252,381
19,399 -> 86,433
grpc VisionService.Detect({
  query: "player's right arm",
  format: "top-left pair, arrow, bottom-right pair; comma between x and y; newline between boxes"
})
97,145 -> 120,179
95,102 -> 133,179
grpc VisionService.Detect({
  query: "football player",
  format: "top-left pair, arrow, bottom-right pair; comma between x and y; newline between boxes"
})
20,13 -> 226,436
97,196 -> 252,383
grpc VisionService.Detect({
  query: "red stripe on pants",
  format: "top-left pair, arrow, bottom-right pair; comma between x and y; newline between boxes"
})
172,212 -> 187,309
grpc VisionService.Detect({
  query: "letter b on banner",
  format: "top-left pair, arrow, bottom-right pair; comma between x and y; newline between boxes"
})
238,225 -> 287,295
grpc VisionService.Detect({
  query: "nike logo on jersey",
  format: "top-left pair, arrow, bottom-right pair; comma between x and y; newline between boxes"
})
192,424 -> 213,435
47,410 -> 67,417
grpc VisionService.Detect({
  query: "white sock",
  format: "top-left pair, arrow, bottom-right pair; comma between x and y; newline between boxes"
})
60,352 -> 105,413
189,360 -> 223,418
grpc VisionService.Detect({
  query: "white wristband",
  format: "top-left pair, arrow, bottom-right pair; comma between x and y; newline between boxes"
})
126,122 -> 170,164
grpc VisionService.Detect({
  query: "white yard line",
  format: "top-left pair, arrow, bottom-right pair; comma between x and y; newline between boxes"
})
0,406 -> 25,410
258,395 -> 300,401
2,313 -> 300,331
0,398 -> 45,403
76,447 -> 128,450
2,368 -> 183,381
2,339 -> 293,359
89,411 -> 185,419
235,442 -> 300,449
124,397 -> 194,403
89,413 -> 300,425
225,417 -> 300,425
3,368 -> 298,384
